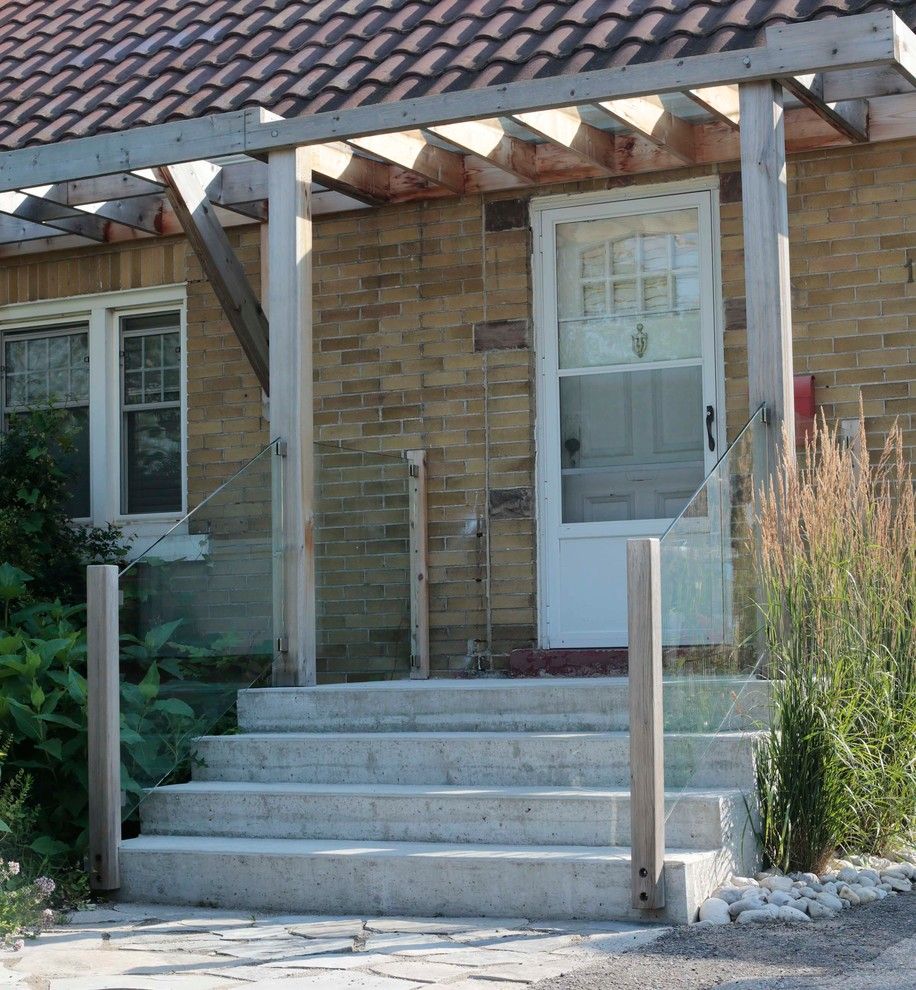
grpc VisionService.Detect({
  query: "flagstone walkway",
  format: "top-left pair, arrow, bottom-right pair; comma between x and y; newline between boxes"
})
1,903 -> 667,989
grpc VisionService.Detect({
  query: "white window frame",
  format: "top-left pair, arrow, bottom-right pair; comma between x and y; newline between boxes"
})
0,285 -> 188,548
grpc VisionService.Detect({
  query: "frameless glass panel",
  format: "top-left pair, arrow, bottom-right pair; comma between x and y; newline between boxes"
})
119,441 -> 280,827
314,442 -> 412,683
657,407 -> 770,840
556,209 -> 701,369
560,365 -> 704,523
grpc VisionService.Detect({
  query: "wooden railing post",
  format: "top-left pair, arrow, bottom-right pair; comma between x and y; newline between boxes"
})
86,564 -> 120,892
406,449 -> 430,679
627,537 -> 665,911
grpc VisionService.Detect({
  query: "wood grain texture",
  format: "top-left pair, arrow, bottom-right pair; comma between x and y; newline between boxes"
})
87,564 -> 120,892
268,147 -> 316,687
739,80 -> 796,454
627,538 -> 665,912
406,449 -> 430,680
161,163 -> 270,392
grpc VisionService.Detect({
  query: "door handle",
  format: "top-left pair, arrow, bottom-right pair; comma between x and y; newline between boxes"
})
705,404 -> 716,452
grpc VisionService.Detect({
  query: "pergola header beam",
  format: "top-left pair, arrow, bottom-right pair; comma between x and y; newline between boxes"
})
0,10 -> 908,193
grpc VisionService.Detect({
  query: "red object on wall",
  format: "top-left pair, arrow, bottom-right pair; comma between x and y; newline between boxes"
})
795,374 -> 816,447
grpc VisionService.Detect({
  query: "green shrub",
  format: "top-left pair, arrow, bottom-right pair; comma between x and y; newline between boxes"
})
0,408 -> 126,604
755,414 -> 915,872
0,563 -> 212,869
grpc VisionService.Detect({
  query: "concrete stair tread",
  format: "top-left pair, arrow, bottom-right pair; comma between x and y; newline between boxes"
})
121,833 -> 719,864
148,780 -> 745,800
198,729 -> 759,742
243,675 -> 762,693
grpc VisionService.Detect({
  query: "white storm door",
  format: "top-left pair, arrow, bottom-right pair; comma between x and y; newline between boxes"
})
536,190 -> 723,648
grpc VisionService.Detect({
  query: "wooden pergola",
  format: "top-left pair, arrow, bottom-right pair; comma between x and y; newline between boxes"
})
46,6 -> 912,904
4,8 -> 915,686
3,6 -> 912,676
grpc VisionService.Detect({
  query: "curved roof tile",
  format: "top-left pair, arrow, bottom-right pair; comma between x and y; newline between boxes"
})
0,0 -> 911,150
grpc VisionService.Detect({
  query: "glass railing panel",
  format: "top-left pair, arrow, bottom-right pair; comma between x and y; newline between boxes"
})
118,440 -> 281,828
314,442 -> 412,683
659,406 -> 770,822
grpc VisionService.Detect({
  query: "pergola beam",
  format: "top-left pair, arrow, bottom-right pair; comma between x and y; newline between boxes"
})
348,130 -> 465,192
686,86 -> 740,128
0,10 -> 907,192
512,108 -> 618,171
428,119 -> 537,182
160,163 -> 270,392
593,97 -> 696,163
21,171 -> 164,206
308,142 -> 392,204
0,191 -> 111,241
779,74 -> 868,142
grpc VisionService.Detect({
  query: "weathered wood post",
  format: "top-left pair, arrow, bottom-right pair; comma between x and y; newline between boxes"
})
739,79 -> 795,465
268,142 -> 316,687
627,537 -> 665,911
406,449 -> 430,679
86,563 -> 120,892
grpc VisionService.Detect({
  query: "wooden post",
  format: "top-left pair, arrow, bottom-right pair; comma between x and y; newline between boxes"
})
406,449 -> 430,679
739,80 -> 796,465
627,537 -> 665,911
268,147 -> 316,687
86,564 -> 120,892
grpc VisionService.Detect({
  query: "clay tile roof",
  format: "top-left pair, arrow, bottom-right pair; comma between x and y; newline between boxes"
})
0,0 -> 913,151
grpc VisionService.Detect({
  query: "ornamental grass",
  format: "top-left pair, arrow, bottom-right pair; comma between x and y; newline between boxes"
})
755,411 -> 915,874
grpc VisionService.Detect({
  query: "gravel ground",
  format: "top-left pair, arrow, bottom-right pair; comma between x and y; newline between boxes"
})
534,894 -> 916,990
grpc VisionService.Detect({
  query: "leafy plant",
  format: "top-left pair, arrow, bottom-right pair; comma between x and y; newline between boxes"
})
755,412 -> 915,872
0,574 -> 216,863
0,407 -> 126,604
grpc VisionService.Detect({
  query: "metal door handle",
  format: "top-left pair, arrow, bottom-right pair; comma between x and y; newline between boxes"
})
705,405 -> 716,452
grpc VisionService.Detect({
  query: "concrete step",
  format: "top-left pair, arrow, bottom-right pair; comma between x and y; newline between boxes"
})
192,730 -> 758,790
238,676 -> 771,734
139,780 -> 749,849
118,834 -> 724,924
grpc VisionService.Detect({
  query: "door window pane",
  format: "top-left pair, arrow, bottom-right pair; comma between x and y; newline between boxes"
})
556,208 -> 701,369
560,366 -> 704,523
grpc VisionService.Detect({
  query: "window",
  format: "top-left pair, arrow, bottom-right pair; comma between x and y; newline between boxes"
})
0,286 -> 186,532
2,324 -> 91,517
121,314 -> 182,515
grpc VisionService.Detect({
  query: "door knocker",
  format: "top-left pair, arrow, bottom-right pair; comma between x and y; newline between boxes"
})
632,322 -> 648,358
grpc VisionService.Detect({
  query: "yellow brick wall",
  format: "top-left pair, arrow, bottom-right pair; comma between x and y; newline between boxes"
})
1,137 -> 912,676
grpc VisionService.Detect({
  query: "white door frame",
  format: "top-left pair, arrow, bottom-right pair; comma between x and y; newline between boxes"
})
532,179 -> 726,649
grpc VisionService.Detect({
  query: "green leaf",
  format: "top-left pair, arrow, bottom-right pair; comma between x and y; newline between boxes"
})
67,667 -> 87,705
137,662 -> 160,702
144,619 -> 183,655
153,697 -> 195,719
37,737 -> 62,760
7,698 -> 40,740
0,562 -> 31,602
0,818 -> 10,833
30,680 -> 45,709
28,835 -> 70,858
34,637 -> 76,664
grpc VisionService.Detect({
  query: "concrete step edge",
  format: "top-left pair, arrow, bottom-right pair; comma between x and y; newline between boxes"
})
120,833 -> 720,865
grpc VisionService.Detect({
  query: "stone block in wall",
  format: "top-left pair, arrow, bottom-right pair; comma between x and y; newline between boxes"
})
488,487 -> 533,519
484,197 -> 530,232
474,319 -> 529,352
